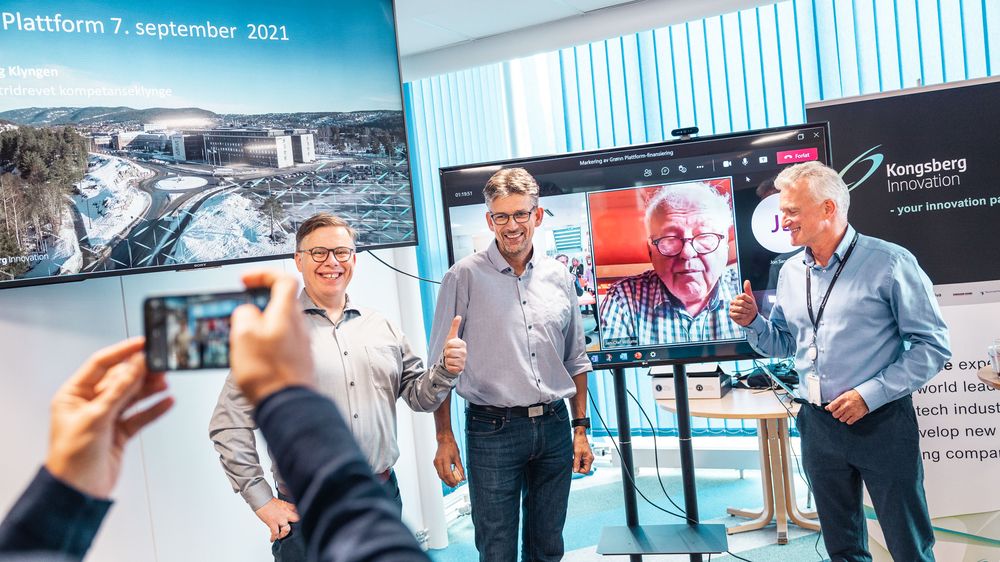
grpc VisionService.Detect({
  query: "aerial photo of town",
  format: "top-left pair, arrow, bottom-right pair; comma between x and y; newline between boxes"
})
0,0 -> 413,284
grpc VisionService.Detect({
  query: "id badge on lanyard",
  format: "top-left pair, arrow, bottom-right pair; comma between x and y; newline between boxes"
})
805,232 -> 859,407
806,372 -> 823,406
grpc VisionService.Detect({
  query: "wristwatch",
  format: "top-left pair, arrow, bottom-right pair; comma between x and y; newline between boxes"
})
571,417 -> 591,429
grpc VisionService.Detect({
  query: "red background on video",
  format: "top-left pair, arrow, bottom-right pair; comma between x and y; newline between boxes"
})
588,178 -> 735,280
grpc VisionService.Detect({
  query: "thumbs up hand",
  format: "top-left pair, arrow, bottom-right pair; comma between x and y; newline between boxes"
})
442,316 -> 467,375
728,280 -> 759,327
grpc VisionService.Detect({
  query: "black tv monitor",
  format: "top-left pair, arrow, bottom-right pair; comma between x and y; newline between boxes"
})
0,0 -> 415,290
439,124 -> 831,369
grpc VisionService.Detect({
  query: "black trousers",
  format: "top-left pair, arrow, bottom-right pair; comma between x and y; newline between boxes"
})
798,395 -> 935,562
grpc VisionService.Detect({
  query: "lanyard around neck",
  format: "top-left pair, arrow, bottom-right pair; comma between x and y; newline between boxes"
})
806,232 -> 859,330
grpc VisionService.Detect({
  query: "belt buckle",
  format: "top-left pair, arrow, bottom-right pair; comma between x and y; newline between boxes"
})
527,405 -> 544,418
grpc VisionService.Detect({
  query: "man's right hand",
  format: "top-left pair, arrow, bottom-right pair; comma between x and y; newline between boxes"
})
433,435 -> 465,487
729,280 -> 759,327
230,270 -> 314,405
255,497 -> 300,542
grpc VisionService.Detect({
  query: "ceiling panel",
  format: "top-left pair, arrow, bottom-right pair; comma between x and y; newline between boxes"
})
561,0 -> 638,11
395,17 -> 472,55
417,1 -> 579,39
394,0 -> 640,55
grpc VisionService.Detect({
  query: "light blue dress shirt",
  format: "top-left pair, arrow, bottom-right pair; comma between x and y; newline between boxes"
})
429,241 -> 593,408
747,225 -> 951,411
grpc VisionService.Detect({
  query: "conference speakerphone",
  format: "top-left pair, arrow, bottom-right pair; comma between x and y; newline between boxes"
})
651,367 -> 732,400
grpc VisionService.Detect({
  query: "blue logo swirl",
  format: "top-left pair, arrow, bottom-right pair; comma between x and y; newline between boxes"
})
839,145 -> 883,191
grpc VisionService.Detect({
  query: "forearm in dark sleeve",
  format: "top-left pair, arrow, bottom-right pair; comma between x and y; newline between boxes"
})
0,467 -> 111,559
256,387 -> 429,562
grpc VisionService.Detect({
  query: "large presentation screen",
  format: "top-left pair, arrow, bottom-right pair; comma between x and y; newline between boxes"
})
0,1 -> 415,289
807,77 -> 1000,305
440,124 -> 831,369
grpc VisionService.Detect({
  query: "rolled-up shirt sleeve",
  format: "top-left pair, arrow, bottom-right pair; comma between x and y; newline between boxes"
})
561,270 -> 593,377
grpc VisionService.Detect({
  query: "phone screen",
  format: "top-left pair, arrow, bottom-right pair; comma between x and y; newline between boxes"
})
144,289 -> 270,371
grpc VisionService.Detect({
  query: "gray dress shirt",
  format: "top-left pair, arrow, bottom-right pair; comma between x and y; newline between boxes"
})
429,241 -> 593,408
209,291 -> 458,510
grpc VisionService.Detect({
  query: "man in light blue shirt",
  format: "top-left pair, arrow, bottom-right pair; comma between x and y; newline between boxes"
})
730,161 -> 950,562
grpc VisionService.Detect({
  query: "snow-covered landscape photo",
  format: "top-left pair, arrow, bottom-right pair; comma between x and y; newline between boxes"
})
0,0 -> 415,286
0,117 -> 413,284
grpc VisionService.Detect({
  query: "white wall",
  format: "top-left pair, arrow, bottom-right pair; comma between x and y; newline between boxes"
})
0,247 -> 446,561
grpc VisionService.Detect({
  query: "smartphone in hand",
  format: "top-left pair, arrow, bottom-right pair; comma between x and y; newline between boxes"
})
143,289 -> 269,371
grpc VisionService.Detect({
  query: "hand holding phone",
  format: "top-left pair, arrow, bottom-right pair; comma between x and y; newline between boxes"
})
229,269 -> 315,404
144,289 -> 270,371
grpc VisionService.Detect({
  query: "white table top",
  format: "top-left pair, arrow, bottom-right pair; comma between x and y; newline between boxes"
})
657,387 -> 799,420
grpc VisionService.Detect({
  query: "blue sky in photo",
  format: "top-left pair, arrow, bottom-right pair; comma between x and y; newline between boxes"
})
0,0 -> 403,112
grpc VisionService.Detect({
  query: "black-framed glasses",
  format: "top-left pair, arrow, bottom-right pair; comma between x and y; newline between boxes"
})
489,206 -> 536,225
650,233 -> 725,257
298,246 -> 356,263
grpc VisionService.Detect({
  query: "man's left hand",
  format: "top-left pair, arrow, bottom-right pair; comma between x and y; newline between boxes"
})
45,338 -> 174,499
825,390 -> 869,425
572,431 -> 594,474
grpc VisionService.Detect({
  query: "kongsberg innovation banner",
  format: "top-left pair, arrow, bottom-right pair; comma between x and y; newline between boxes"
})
0,1 -> 415,288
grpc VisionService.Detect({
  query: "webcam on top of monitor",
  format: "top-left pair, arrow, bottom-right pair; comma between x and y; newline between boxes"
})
671,126 -> 699,139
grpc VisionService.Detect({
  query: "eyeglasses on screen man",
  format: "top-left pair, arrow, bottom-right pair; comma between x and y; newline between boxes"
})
650,233 -> 724,257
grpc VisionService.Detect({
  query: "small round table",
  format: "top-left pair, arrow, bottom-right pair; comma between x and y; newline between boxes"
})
977,366 -> 1000,389
657,389 -> 820,544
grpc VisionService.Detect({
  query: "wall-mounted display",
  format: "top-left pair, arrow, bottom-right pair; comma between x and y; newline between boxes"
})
0,0 -> 415,288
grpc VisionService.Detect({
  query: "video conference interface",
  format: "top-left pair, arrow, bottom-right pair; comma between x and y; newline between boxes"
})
440,125 -> 831,368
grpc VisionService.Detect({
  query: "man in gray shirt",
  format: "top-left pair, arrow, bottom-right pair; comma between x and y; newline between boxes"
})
209,213 -> 466,562
429,168 -> 594,561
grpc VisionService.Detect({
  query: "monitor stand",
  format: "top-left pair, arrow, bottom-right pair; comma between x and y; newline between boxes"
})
596,365 -> 728,561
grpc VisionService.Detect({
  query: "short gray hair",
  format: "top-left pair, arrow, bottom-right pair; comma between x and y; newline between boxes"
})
644,182 -> 732,233
773,161 -> 850,219
483,167 -> 539,206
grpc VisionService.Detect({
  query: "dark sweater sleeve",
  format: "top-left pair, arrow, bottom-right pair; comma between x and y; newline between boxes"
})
0,468 -> 111,559
256,386 -> 429,562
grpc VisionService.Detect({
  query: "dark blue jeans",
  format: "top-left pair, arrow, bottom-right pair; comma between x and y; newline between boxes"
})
465,400 -> 573,562
798,395 -> 935,562
272,470 -> 403,562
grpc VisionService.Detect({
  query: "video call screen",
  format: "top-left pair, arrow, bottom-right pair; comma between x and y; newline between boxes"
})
439,124 -> 831,369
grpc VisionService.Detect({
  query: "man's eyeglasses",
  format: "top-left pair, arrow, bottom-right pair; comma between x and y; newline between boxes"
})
650,233 -> 725,257
297,246 -> 356,263
489,206 -> 536,225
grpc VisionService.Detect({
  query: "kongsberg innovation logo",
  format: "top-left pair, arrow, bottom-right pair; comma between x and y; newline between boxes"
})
840,145 -> 967,193
838,145 -> 884,191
